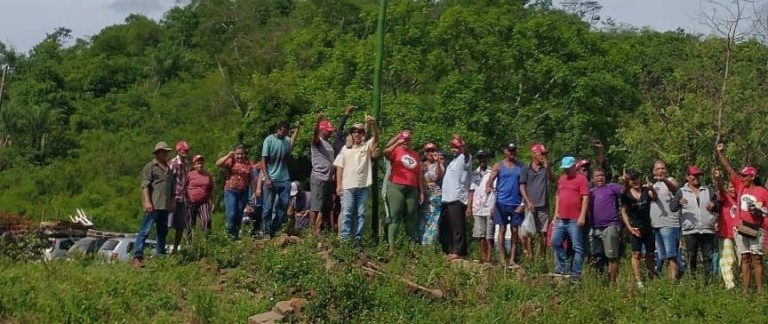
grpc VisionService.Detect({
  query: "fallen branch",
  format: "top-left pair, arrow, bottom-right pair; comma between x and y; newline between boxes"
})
360,260 -> 444,300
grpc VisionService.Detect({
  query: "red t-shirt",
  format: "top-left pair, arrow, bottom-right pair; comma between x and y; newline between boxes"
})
556,173 -> 589,220
188,170 -> 214,204
731,176 -> 768,227
717,193 -> 738,239
388,146 -> 420,187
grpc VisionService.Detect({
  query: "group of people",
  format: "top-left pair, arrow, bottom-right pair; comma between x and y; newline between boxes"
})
131,107 -> 768,295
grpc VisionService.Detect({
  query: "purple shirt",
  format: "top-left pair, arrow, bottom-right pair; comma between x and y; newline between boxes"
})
589,183 -> 623,228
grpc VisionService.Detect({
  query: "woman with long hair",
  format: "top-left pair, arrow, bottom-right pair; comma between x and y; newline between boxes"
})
420,142 -> 444,245
216,144 -> 253,240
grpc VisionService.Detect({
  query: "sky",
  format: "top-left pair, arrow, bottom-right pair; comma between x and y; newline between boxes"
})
0,0 -> 713,53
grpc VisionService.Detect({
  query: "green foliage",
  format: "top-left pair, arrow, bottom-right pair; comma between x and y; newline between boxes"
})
0,0 -> 767,238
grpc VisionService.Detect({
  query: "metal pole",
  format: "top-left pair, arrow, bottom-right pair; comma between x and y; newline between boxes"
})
0,65 -> 7,114
371,0 -> 387,244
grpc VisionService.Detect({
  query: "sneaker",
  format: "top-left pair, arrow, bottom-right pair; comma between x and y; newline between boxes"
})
636,281 -> 645,289
132,258 -> 144,268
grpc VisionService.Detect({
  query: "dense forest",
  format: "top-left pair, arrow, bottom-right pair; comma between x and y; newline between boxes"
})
1,0 -> 767,231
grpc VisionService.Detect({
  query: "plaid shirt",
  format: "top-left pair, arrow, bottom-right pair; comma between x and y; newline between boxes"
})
170,155 -> 189,203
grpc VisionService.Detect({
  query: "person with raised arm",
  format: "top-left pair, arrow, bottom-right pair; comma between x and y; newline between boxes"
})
713,167 -> 739,289
439,135 -> 472,260
716,142 -> 768,294
216,144 -> 253,240
259,121 -> 300,239
384,129 -> 423,250
520,143 -> 556,260
333,115 -> 379,245
309,112 -> 336,236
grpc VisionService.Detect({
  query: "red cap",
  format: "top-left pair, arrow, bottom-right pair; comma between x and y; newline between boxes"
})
192,155 -> 204,163
575,159 -> 590,169
318,120 -> 335,132
451,138 -> 463,149
399,130 -> 411,142
687,165 -> 702,176
175,141 -> 189,152
741,166 -> 758,177
423,142 -> 437,151
531,143 -> 547,154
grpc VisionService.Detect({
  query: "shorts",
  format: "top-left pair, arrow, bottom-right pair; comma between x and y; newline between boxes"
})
168,201 -> 188,230
734,227 -> 764,255
472,215 -> 494,239
531,206 -> 550,233
493,203 -> 524,227
629,226 -> 655,254
654,227 -> 681,259
309,178 -> 333,212
589,225 -> 621,259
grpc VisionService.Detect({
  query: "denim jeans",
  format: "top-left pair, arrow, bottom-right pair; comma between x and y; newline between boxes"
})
262,180 -> 291,236
654,227 -> 686,276
224,189 -> 248,239
134,210 -> 169,259
339,187 -> 368,241
551,218 -> 585,277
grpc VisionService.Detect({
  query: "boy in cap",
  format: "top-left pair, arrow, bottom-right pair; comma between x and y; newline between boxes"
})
133,141 -> 176,268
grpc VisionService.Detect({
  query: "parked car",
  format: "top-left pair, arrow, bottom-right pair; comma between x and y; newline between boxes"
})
97,238 -> 157,263
67,237 -> 109,259
43,237 -> 80,261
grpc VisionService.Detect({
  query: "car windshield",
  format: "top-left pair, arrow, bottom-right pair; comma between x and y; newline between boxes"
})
59,239 -> 77,250
100,240 -> 119,251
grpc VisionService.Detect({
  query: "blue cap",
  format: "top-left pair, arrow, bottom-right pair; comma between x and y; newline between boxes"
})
560,156 -> 576,169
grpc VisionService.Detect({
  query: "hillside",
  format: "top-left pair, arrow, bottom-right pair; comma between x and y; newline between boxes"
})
2,234 -> 767,323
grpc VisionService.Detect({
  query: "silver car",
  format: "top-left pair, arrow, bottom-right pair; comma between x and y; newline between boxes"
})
97,238 -> 157,263
43,237 -> 80,261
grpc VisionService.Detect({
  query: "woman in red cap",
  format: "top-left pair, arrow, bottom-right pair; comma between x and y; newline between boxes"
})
384,130 -> 424,251
716,141 -> 768,294
187,155 -> 215,236
420,142 -> 444,245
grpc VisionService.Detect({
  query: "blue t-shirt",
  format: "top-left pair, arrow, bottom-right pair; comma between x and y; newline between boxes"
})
496,160 -> 523,206
262,134 -> 292,182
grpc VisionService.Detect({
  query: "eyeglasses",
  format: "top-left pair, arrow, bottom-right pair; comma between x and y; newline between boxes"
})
351,129 -> 365,134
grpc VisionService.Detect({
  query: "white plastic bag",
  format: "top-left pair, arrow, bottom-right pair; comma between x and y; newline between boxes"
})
519,210 -> 537,238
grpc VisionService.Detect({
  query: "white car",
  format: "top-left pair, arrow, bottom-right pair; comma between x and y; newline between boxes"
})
43,237 -> 80,261
97,238 -> 157,263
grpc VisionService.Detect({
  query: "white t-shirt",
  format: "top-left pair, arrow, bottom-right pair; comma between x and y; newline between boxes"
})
333,138 -> 374,190
470,168 -> 495,216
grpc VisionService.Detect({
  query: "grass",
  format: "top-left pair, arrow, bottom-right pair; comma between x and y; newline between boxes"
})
2,230 -> 768,323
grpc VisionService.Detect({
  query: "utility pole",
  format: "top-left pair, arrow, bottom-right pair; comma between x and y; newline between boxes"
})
371,0 -> 388,244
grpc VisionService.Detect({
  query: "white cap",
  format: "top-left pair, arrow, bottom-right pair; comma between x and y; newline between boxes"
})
290,181 -> 300,196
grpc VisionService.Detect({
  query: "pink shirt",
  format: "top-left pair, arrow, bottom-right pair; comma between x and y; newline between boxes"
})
556,173 -> 589,220
187,170 -> 214,204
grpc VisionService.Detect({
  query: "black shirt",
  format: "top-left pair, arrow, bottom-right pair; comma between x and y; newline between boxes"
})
621,187 -> 652,229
